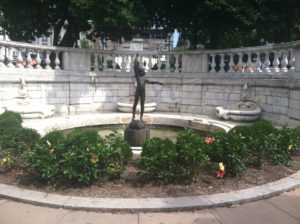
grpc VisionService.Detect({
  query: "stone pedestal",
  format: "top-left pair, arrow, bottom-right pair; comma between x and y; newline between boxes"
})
124,120 -> 150,146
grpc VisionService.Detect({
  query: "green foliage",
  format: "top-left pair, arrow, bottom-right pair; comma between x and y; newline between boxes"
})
229,120 -> 294,166
138,129 -> 209,183
22,129 -> 132,184
102,130 -> 132,179
61,130 -> 104,184
80,38 -> 92,48
138,138 -> 178,183
175,129 -> 210,181
205,132 -> 247,177
0,111 -> 22,134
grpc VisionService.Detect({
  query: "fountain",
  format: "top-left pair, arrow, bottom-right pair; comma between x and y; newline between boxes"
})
215,83 -> 262,121
124,60 -> 163,146
4,77 -> 55,118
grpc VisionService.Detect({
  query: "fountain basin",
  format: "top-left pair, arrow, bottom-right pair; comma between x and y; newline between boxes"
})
216,101 -> 262,122
5,100 -> 55,118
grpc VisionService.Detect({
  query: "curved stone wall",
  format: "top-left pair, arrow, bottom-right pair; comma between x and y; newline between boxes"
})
0,40 -> 299,127
0,69 -> 299,127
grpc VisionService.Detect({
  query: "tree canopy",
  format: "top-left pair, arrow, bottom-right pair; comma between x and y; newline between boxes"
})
0,0 -> 300,49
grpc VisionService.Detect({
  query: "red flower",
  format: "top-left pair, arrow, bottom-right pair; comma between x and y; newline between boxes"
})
216,170 -> 225,178
205,137 -> 216,144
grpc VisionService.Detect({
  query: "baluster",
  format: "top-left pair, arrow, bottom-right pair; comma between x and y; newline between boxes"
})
0,46 -> 5,68
247,53 -> 253,72
256,52 -> 262,72
237,53 -> 243,72
44,51 -> 52,69
228,54 -> 235,72
210,54 -> 216,72
35,51 -> 42,69
125,55 -> 131,72
6,47 -> 14,68
54,51 -> 60,70
17,49 -> 24,68
129,55 -> 134,72
165,54 -> 169,72
174,54 -> 179,72
121,55 -> 126,72
264,52 -> 271,73
272,51 -> 280,72
281,50 -> 288,72
157,55 -> 161,72
94,53 -> 99,72
219,54 -> 225,72
147,56 -> 152,73
102,55 -> 107,71
289,49 -> 295,72
25,50 -> 33,69
112,54 -> 116,70
241,53 -> 247,72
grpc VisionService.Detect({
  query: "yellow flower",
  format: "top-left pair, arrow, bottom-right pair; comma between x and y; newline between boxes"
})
219,162 -> 225,171
1,158 -> 7,165
288,144 -> 293,150
90,155 -> 99,164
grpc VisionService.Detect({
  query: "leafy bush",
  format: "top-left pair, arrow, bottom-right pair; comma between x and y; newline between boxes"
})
175,129 -> 210,182
205,132 -> 248,176
138,129 -> 209,183
138,138 -> 178,183
0,111 -> 22,136
23,129 -> 132,184
15,128 -> 41,151
102,130 -> 132,179
61,130 -> 104,184
229,120 -> 294,166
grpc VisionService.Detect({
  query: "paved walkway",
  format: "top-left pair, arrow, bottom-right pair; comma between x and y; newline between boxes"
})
0,187 -> 300,224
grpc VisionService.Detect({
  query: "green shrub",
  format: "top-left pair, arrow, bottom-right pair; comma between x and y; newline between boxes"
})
138,137 -> 178,183
138,129 -> 209,183
61,130 -> 104,184
0,111 -> 22,123
15,128 -> 41,151
229,120 -> 294,166
0,111 -> 22,135
22,130 -> 66,182
175,129 -> 210,182
102,130 -> 132,179
23,141 -> 61,182
205,132 -> 248,176
22,128 -> 132,184
41,129 -> 66,146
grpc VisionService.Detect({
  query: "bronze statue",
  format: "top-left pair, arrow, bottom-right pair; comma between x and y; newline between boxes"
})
132,60 -> 162,122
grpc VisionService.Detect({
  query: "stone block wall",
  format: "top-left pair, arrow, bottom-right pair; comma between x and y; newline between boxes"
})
0,69 -> 299,127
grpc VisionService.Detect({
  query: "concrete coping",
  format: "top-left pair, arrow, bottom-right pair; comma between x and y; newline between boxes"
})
0,172 -> 299,212
1,113 -> 297,212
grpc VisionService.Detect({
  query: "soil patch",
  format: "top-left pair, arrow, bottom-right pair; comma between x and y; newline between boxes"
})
1,154 -> 300,198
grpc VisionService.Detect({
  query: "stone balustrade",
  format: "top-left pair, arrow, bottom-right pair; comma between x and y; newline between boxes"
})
0,40 -> 63,70
207,41 -> 300,74
1,39 -> 300,74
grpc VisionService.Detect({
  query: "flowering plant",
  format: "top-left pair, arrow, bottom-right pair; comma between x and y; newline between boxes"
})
205,137 -> 216,144
216,162 -> 225,178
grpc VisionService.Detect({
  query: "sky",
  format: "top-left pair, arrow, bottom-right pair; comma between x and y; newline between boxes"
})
172,29 -> 179,48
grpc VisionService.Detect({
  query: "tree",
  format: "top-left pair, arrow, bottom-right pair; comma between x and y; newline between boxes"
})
0,0 -> 149,47
142,0 -> 300,49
